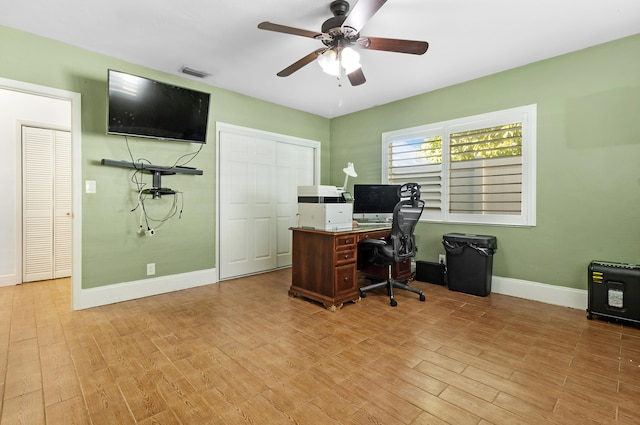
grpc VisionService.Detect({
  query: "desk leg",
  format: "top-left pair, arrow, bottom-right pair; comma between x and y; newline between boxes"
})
323,302 -> 341,312
288,286 -> 356,311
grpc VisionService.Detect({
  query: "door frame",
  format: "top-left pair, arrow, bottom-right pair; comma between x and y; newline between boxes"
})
0,77 -> 82,308
215,122 -> 320,281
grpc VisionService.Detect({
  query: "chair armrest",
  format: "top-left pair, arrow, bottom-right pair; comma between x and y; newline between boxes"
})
358,239 -> 387,247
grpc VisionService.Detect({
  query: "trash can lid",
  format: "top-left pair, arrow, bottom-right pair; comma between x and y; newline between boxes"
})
443,233 -> 497,250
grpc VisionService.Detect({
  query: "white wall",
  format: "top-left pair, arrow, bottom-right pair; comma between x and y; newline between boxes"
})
0,88 -> 70,286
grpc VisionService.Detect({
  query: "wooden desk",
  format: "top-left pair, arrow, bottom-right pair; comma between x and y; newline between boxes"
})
289,226 -> 412,311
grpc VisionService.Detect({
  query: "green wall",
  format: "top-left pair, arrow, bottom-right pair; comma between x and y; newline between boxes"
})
2,23 -> 639,292
0,25 -> 330,289
331,34 -> 640,290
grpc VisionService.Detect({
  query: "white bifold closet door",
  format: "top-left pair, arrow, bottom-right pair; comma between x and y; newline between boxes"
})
219,130 -> 315,280
275,142 -> 315,267
22,126 -> 72,282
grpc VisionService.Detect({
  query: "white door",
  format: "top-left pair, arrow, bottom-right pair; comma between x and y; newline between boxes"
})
275,142 -> 315,267
218,126 -> 317,280
22,126 -> 72,282
219,132 -> 277,279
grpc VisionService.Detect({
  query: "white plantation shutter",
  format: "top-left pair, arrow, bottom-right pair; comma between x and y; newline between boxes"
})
385,133 -> 443,221
383,105 -> 536,226
448,123 -> 523,215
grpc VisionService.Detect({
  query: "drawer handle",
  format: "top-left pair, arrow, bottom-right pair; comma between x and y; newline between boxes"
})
344,254 -> 349,259
344,276 -> 348,282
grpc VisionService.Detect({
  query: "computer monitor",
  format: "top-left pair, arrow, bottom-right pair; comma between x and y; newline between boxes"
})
353,184 -> 401,221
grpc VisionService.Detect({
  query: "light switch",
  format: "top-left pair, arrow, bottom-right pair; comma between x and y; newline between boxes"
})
86,180 -> 96,193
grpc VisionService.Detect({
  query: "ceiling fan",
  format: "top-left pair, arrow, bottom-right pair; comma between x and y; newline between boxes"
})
257,0 -> 429,86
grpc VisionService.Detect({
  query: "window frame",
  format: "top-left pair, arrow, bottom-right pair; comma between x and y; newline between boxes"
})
382,104 -> 537,227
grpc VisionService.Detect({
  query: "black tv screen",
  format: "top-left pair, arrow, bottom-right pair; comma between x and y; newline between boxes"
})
107,69 -> 210,143
353,184 -> 401,214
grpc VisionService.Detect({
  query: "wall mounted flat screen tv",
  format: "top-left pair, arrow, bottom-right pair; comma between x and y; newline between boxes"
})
353,184 -> 401,214
107,69 -> 210,143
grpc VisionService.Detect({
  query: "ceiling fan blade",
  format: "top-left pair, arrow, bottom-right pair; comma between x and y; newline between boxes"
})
342,0 -> 388,33
277,48 -> 327,77
258,22 -> 321,39
347,68 -> 366,86
360,37 -> 429,55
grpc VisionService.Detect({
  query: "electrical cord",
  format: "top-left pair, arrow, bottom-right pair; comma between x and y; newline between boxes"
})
138,191 -> 184,232
172,143 -> 203,168
124,136 -> 196,234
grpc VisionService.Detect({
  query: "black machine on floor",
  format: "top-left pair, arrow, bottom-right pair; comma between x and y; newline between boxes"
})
415,261 -> 446,286
587,261 -> 640,325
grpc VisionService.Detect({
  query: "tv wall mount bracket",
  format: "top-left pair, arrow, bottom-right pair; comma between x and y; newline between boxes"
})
101,159 -> 203,198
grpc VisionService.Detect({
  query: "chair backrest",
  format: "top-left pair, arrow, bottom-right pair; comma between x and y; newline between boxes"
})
389,183 -> 424,262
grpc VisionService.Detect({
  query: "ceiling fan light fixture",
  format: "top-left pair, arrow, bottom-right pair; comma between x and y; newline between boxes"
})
318,49 -> 340,76
318,47 -> 361,77
341,46 -> 361,73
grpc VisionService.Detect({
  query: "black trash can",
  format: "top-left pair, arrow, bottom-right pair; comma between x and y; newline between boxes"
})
443,233 -> 497,296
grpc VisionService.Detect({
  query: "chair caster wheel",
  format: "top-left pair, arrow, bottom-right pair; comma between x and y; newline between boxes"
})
419,294 -> 426,302
390,299 -> 397,307
360,291 -> 366,298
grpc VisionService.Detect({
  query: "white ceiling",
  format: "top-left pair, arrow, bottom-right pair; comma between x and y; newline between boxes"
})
1,0 -> 639,118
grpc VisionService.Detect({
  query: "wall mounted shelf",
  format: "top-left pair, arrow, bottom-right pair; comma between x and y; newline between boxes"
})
101,159 -> 203,198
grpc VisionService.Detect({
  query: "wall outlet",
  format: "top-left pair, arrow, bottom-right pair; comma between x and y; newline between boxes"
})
439,254 -> 447,266
147,263 -> 155,276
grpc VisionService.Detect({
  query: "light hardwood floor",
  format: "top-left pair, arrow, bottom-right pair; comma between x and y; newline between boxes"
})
1,269 -> 639,424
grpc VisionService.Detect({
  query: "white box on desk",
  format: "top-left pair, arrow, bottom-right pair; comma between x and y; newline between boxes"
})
298,203 -> 353,230
297,185 -> 342,198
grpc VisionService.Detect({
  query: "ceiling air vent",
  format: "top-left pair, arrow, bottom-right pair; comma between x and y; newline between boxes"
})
181,66 -> 210,78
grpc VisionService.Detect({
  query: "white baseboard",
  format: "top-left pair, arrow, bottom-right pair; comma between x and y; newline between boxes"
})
72,269 -> 586,311
0,275 -> 18,287
492,276 -> 587,310
74,268 -> 217,310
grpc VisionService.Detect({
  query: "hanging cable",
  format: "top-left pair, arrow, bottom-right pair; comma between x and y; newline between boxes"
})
172,143 -> 204,167
123,136 -> 195,234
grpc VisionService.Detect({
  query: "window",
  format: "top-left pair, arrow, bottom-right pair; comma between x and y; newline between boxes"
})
383,105 -> 536,226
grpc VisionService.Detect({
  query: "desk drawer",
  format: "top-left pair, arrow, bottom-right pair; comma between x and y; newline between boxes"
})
358,230 -> 389,242
335,264 -> 357,294
335,234 -> 356,250
335,248 -> 356,266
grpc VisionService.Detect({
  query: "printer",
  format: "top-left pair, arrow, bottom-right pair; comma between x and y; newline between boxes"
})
297,185 -> 353,230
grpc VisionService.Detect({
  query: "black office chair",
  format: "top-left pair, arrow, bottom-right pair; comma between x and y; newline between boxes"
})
358,182 -> 426,307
